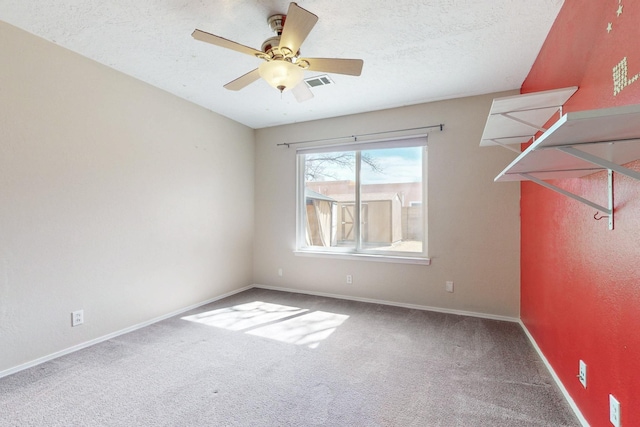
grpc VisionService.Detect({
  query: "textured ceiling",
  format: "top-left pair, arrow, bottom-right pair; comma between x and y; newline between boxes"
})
0,0 -> 564,129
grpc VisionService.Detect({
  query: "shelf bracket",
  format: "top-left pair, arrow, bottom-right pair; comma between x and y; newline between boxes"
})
500,112 -> 549,133
608,169 -> 614,230
488,139 -> 522,153
555,146 -> 640,181
520,171 -> 614,230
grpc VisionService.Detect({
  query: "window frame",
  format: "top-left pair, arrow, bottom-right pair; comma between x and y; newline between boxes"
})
295,136 -> 430,265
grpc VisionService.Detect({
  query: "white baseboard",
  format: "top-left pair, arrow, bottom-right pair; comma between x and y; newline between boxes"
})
252,284 -> 520,323
518,320 -> 589,427
0,285 -> 253,380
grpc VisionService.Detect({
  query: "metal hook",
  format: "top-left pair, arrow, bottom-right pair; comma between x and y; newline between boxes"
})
594,211 -> 609,221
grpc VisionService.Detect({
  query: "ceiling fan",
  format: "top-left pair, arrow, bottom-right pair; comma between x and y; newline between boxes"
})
192,2 -> 364,102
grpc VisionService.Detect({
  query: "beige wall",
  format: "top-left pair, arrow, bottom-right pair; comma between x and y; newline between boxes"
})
254,93 -> 521,318
0,22 -> 255,372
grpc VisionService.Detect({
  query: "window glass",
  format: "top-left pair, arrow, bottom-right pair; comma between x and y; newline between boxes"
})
360,146 -> 423,253
303,151 -> 356,249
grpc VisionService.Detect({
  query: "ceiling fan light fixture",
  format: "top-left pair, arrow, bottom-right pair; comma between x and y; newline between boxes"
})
258,60 -> 304,92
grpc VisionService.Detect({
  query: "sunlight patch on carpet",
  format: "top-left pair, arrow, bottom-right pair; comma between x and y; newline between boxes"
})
181,301 -> 348,348
181,301 -> 307,331
248,310 -> 349,349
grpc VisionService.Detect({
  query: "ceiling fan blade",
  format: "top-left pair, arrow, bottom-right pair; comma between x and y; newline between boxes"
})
192,29 -> 264,58
279,3 -> 318,54
299,58 -> 364,76
224,68 -> 261,91
292,81 -> 314,102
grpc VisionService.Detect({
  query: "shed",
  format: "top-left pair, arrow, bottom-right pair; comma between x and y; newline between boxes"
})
305,189 -> 337,247
331,193 -> 403,245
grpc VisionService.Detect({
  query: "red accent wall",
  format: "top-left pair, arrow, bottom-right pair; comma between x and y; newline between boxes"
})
521,1 -> 640,426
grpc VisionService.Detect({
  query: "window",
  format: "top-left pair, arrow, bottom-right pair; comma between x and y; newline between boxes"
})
296,137 -> 428,263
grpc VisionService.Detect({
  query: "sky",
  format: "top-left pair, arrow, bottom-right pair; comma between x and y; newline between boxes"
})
363,147 -> 423,184
308,146 -> 424,184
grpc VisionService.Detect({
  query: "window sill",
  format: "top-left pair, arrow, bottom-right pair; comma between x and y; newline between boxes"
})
294,250 -> 431,265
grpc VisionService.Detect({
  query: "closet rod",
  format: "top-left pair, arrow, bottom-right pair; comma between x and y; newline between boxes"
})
276,124 -> 444,148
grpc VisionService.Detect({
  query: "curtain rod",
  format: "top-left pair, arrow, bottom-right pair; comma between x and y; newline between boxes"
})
276,123 -> 444,148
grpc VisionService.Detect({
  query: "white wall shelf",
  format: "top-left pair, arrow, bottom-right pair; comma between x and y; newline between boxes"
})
479,86 -> 578,152
494,103 -> 640,230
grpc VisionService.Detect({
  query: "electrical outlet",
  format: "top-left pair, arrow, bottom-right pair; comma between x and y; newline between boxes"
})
609,394 -> 620,427
278,268 -> 283,277
446,281 -> 454,293
71,310 -> 84,327
346,275 -> 353,284
578,360 -> 587,388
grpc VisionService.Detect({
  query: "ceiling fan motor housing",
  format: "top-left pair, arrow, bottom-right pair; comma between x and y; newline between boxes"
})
262,14 -> 299,59
261,36 -> 284,58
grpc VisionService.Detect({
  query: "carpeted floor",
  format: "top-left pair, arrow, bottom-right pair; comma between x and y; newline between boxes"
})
0,288 -> 579,426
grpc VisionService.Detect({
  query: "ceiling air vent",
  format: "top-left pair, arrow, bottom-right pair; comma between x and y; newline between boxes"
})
304,75 -> 334,88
